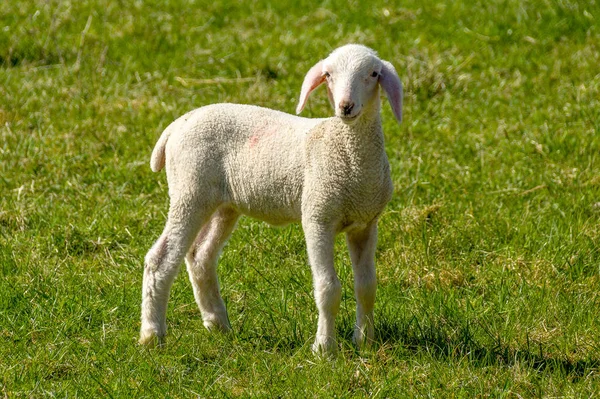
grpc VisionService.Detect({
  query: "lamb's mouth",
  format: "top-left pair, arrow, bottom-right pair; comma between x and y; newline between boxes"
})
340,112 -> 360,123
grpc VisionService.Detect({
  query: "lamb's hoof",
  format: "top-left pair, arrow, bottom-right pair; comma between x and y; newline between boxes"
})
352,328 -> 374,351
312,336 -> 338,359
203,318 -> 232,333
138,329 -> 165,348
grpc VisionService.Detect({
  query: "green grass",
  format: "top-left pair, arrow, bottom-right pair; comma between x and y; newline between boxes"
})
1,0 -> 600,396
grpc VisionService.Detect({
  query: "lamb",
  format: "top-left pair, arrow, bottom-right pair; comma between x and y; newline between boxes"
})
139,44 -> 403,355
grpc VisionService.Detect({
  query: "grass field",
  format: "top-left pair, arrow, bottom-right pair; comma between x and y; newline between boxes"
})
1,0 -> 600,397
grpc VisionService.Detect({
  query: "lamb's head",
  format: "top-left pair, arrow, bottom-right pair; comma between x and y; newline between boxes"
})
296,44 -> 403,125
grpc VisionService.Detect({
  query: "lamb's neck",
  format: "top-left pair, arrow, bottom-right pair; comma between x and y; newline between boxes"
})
340,102 -> 385,151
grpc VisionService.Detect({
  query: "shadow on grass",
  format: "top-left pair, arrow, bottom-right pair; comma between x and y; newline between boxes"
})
365,314 -> 600,380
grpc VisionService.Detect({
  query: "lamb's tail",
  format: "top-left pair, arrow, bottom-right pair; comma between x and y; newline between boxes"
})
150,127 -> 172,172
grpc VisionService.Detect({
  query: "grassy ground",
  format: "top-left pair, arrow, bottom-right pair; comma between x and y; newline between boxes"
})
1,0 -> 599,397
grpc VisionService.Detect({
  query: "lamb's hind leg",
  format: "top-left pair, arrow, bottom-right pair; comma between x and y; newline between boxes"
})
139,194 -> 213,346
185,205 -> 239,332
346,221 -> 378,350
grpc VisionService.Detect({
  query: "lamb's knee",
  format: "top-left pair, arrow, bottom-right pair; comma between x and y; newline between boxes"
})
356,272 -> 376,297
315,278 -> 342,312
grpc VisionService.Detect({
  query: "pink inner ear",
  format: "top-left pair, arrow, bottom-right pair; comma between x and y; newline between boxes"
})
296,60 -> 325,114
380,60 -> 403,123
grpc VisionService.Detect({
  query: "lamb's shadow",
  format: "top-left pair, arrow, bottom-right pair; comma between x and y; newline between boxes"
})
230,312 -> 598,377
350,314 -> 600,380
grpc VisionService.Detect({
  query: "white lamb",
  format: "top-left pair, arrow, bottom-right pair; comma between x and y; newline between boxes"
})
139,44 -> 403,355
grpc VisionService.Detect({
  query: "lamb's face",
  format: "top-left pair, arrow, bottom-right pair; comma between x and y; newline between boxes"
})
296,44 -> 403,124
322,46 -> 383,124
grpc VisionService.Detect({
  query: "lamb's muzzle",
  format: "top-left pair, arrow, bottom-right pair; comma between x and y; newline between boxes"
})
139,44 -> 403,356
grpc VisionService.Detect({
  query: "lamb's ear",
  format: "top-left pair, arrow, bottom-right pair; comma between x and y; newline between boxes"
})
296,60 -> 325,114
380,60 -> 403,123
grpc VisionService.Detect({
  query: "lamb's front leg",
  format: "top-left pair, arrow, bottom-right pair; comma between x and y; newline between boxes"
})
302,221 -> 341,356
346,221 -> 378,350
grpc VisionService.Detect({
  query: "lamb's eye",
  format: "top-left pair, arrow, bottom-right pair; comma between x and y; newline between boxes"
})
371,71 -> 379,78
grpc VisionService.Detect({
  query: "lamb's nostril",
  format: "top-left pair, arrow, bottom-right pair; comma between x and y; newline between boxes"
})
340,102 -> 355,116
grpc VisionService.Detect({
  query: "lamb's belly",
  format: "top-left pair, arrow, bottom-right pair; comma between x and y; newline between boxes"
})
226,145 -> 305,225
234,199 -> 301,226
228,181 -> 302,226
